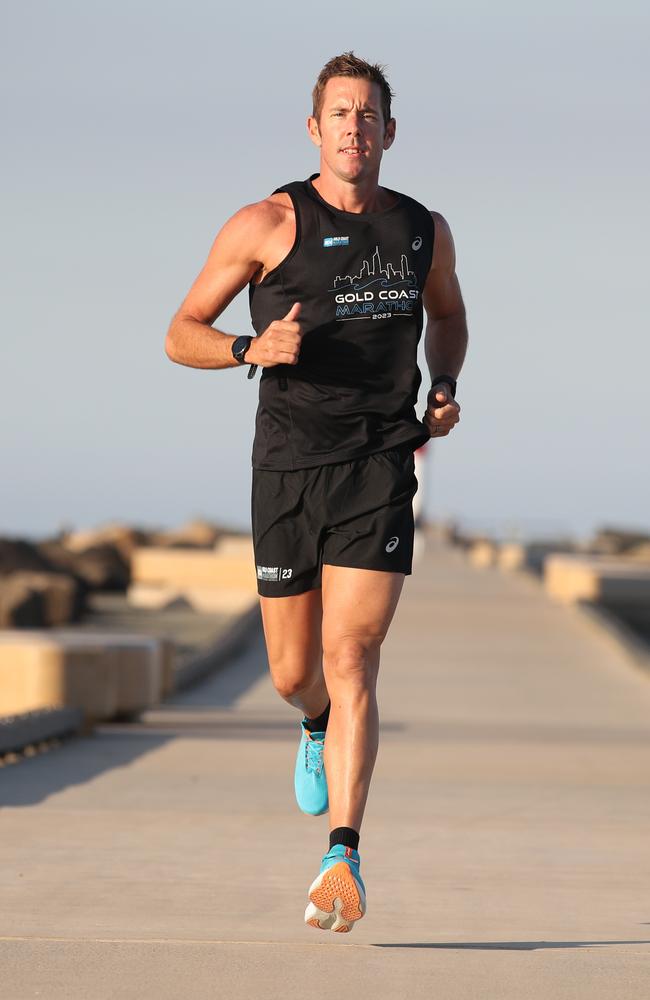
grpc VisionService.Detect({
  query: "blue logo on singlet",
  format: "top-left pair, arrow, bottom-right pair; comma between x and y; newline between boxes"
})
323,236 -> 350,248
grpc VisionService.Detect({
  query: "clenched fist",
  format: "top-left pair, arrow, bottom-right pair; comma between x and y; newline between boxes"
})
246,302 -> 304,368
422,382 -> 461,438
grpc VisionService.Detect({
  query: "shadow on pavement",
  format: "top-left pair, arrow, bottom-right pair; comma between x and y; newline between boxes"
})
0,729 -> 174,808
374,938 -> 650,949
0,624 -> 269,807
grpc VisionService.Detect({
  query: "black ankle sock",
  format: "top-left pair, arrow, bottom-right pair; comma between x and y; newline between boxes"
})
304,699 -> 331,733
329,827 -> 360,852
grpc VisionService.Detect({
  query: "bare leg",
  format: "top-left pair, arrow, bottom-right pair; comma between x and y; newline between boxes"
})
320,566 -> 405,833
260,590 -> 329,719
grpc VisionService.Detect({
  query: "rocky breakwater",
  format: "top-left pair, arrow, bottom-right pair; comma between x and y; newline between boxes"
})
0,527 -> 136,629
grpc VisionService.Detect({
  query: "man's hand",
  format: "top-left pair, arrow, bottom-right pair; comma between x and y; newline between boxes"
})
245,302 -> 304,368
422,383 -> 461,438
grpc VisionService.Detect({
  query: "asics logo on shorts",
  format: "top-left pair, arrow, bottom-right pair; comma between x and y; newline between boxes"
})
385,536 -> 400,553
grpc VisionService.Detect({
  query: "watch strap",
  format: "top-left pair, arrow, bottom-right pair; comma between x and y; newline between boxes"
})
431,374 -> 457,398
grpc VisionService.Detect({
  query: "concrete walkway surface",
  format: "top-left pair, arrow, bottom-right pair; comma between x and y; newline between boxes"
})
2,539 -> 650,998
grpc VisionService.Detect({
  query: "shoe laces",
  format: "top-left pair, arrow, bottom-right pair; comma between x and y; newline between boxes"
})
304,733 -> 325,775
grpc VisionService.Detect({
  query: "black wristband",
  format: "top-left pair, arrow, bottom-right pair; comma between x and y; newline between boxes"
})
431,374 -> 457,398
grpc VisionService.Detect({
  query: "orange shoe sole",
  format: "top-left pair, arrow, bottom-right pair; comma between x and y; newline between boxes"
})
304,861 -> 366,933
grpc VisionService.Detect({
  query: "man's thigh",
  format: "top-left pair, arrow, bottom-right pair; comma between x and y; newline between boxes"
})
321,565 -> 405,652
260,589 -> 323,676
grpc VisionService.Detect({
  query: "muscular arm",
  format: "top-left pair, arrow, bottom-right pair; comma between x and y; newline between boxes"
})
422,211 -> 468,385
165,200 -> 288,369
419,212 -> 468,438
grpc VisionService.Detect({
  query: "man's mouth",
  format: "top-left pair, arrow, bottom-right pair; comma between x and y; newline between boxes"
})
340,147 -> 366,156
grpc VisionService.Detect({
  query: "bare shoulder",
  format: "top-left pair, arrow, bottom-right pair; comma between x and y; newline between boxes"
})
190,190 -> 295,287
172,190 -> 297,325
237,190 -> 293,225
218,192 -> 293,246
240,191 -> 296,283
429,210 -> 454,246
429,210 -> 456,271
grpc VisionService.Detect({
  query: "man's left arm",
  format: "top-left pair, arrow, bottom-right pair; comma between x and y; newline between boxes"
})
420,211 -> 468,437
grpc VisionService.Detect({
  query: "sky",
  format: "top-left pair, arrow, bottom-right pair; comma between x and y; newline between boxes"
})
1,1 -> 648,544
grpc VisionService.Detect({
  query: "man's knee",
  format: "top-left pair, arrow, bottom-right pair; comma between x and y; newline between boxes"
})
322,634 -> 383,687
268,651 -> 321,700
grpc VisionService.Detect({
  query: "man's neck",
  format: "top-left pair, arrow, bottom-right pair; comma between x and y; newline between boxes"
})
311,167 -> 396,214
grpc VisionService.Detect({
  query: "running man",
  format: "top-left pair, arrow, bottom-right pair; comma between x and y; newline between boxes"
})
165,51 -> 468,933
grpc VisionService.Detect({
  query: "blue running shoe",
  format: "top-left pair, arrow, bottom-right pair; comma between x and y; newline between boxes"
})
294,720 -> 328,816
304,845 -> 367,933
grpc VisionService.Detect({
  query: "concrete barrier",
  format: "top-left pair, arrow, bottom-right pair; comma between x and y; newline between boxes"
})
0,632 -> 119,721
213,536 -> 255,559
468,540 -> 499,568
544,553 -> 650,605
131,547 -> 257,592
0,630 -> 170,721
159,638 -> 176,698
498,541 -> 575,575
127,584 -> 256,614
49,631 -> 166,715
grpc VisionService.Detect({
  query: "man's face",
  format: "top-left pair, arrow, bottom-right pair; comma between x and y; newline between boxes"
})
307,76 -> 396,182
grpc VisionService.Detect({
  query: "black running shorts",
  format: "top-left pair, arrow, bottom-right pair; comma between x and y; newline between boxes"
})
251,441 -> 419,597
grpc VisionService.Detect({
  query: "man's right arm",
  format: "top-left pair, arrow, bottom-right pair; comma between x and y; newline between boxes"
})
165,200 -> 302,370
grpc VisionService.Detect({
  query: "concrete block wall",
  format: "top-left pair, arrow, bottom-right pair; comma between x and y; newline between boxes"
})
0,631 -> 167,722
544,554 -> 650,605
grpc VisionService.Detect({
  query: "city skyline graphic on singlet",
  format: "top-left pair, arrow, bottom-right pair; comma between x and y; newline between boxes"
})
327,243 -> 421,321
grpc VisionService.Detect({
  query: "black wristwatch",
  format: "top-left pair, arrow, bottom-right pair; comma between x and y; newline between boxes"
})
431,374 -> 457,398
231,335 -> 252,365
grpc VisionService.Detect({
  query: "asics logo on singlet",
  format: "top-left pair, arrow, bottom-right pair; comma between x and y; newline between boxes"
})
385,536 -> 400,553
412,236 -> 423,251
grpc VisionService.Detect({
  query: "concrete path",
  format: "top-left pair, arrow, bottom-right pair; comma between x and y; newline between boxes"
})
2,539 -> 650,998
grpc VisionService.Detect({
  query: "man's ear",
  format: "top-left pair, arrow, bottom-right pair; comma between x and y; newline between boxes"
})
383,117 -> 396,151
307,115 -> 322,148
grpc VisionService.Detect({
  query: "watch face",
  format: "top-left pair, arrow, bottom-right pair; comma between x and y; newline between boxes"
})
232,336 -> 250,362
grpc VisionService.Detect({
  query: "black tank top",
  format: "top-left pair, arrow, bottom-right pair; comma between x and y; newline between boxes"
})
248,174 -> 434,470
